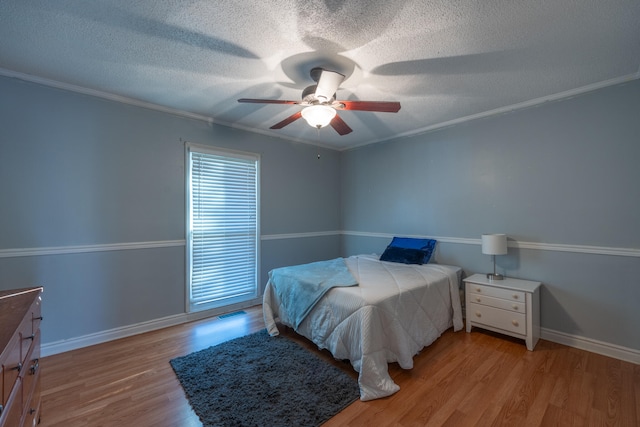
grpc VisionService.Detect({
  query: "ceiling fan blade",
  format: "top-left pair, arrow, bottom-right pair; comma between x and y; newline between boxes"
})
270,111 -> 303,129
314,69 -> 345,102
238,98 -> 299,105
330,114 -> 353,136
336,100 -> 401,113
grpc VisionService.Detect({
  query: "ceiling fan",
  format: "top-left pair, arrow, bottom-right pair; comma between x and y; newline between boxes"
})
238,67 -> 401,136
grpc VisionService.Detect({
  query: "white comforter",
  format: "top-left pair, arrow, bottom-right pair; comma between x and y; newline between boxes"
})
263,254 -> 464,401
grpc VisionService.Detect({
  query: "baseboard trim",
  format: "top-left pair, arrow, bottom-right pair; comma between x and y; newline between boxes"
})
42,313 -> 187,357
41,299 -> 261,357
43,307 -> 639,367
541,327 -> 639,364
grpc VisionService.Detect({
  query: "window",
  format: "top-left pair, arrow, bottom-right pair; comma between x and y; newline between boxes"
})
186,144 -> 259,312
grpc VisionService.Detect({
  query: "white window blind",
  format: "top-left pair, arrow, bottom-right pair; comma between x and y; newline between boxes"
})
187,145 -> 259,312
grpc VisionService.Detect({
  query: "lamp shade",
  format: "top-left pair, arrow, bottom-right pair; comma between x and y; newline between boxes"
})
301,105 -> 336,128
481,234 -> 507,255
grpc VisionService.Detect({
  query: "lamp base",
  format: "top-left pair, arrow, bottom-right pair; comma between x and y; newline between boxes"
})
486,273 -> 505,280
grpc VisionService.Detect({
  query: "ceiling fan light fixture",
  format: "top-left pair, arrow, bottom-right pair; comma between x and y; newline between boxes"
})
301,105 -> 336,129
238,67 -> 400,136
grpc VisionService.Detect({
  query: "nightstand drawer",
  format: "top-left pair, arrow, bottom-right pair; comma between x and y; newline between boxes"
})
468,293 -> 525,313
467,302 -> 526,335
466,283 -> 525,302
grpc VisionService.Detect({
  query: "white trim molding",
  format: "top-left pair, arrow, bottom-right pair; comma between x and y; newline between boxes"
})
0,240 -> 186,258
347,73 -> 640,151
342,230 -> 478,246
41,303 -> 640,364
3,68 -> 638,153
0,68 -> 336,151
2,233 -> 638,258
341,231 -> 640,258
261,231 -> 341,240
510,240 -> 640,257
42,299 -> 261,357
0,68 -> 216,124
42,313 -> 187,357
541,328 -> 640,365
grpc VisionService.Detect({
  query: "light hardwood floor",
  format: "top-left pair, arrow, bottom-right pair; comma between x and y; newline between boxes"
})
40,306 -> 639,426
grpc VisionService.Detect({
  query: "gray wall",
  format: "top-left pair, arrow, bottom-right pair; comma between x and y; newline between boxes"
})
3,73 -> 638,354
341,79 -> 640,350
0,76 -> 341,344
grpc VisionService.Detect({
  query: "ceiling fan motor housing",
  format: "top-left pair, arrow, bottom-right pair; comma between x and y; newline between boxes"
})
302,84 -> 318,102
302,84 -> 336,104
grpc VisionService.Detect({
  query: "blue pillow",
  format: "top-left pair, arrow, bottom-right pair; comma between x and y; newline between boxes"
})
388,237 -> 437,263
379,246 -> 424,265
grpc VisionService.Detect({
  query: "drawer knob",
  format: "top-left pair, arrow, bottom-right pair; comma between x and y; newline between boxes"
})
476,288 -> 482,292
30,358 -> 39,375
512,320 -> 519,327
513,294 -> 519,299
476,297 -> 481,302
11,362 -> 23,372
512,304 -> 519,310
475,311 -> 482,318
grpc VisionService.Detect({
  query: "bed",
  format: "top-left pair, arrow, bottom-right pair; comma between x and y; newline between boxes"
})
263,241 -> 464,401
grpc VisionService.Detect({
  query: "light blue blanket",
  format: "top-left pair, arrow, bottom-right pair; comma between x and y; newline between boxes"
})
269,258 -> 358,329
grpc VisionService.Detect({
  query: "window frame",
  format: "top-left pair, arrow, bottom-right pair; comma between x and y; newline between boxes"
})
185,142 -> 260,313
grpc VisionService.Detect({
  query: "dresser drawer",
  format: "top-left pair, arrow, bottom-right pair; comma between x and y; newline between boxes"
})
0,287 -> 44,427
23,379 -> 41,427
30,296 -> 43,336
1,334 -> 22,407
466,283 -> 525,302
0,382 -> 23,427
467,302 -> 526,335
22,332 -> 40,405
19,315 -> 36,365
468,293 -> 525,313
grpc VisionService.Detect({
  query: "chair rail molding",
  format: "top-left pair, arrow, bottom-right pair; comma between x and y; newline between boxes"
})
0,240 -> 186,258
341,231 -> 640,258
1,233 -> 637,259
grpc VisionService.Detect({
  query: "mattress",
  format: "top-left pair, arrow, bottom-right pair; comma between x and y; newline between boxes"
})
263,254 -> 464,401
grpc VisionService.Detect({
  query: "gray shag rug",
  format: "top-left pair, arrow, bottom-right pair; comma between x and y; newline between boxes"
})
170,329 -> 359,427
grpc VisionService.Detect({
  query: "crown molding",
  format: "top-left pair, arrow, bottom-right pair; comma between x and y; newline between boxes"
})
345,72 -> 640,151
0,68 -> 217,123
0,68 -> 339,151
3,67 -> 637,153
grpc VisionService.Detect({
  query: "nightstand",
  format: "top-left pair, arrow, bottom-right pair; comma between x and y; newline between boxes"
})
464,274 -> 541,350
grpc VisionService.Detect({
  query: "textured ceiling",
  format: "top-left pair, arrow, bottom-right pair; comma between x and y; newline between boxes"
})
1,0 -> 639,150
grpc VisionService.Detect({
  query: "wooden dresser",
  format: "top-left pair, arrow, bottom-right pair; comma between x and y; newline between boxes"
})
0,287 -> 43,427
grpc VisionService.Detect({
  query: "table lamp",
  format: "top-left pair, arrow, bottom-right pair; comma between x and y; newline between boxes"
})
482,234 -> 507,280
